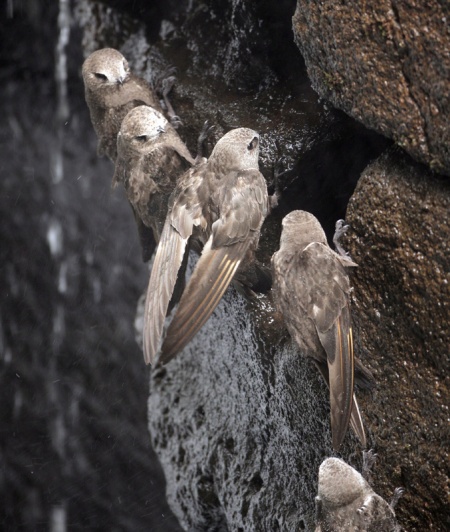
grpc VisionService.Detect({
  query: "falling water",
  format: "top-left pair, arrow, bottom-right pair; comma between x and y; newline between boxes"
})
52,0 -> 71,184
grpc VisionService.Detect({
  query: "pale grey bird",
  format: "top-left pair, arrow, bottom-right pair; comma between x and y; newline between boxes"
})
315,455 -> 403,531
272,210 -> 373,450
82,47 -> 179,163
143,127 -> 269,365
113,105 -> 195,261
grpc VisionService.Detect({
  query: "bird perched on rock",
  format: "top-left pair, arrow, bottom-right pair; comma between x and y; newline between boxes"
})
315,455 -> 403,531
113,105 -> 195,261
271,210 -> 373,450
82,47 -> 179,163
143,127 -> 269,365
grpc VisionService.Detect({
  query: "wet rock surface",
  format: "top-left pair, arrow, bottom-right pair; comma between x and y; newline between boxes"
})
293,0 -> 450,176
344,148 -> 449,530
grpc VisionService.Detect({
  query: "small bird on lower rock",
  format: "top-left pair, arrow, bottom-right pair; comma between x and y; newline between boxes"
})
315,454 -> 403,531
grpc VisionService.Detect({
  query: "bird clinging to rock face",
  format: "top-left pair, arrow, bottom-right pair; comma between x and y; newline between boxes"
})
315,455 -> 403,531
143,127 -> 270,365
272,210 -> 373,450
113,105 -> 196,261
82,47 -> 178,163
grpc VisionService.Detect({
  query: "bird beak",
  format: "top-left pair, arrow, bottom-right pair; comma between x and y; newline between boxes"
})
118,71 -> 130,86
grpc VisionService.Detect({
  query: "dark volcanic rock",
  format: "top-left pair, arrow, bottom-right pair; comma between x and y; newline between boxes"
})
292,0 -> 450,176
148,286 -> 349,531
344,148 -> 450,530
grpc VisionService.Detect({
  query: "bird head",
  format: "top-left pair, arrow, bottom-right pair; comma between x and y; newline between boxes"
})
209,127 -> 260,173
117,105 -> 168,157
280,210 -> 327,250
82,48 -> 130,93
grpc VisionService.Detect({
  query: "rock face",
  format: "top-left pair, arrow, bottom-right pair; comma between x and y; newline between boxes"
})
72,1 -> 448,530
148,283 -> 352,531
148,150 -> 450,530
344,148 -> 449,530
293,0 -> 450,176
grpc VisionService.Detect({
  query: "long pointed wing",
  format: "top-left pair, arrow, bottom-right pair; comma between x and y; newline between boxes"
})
300,242 -> 361,449
143,216 -> 190,364
349,393 -> 366,448
316,311 -> 355,450
158,238 -> 249,364
142,166 -> 205,364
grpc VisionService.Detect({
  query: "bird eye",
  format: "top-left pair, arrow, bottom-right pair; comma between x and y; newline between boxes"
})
247,137 -> 259,150
94,72 -> 108,81
135,135 -> 148,143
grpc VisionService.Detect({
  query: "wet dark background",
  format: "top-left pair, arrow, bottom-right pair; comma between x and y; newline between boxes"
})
0,0 -> 388,530
0,1 -> 181,530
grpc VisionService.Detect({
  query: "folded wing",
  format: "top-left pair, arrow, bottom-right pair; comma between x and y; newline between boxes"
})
299,242 -> 362,449
159,169 -> 268,364
142,168 -> 204,364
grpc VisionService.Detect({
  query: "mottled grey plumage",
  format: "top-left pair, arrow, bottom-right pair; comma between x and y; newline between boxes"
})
114,105 -> 195,260
82,47 -> 163,162
315,457 -> 403,531
272,210 -> 370,450
143,128 -> 269,365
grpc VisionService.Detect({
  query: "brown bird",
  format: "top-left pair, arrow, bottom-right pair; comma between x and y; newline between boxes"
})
82,47 -> 178,163
272,210 -> 372,450
143,127 -> 269,365
113,105 -> 195,261
315,455 -> 403,531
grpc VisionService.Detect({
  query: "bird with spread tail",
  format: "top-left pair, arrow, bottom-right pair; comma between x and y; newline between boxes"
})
82,47 -> 179,163
143,127 -> 270,366
114,105 -> 195,261
271,210 -> 373,450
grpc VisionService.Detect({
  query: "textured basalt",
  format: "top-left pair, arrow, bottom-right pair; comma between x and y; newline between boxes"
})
293,0 -> 450,175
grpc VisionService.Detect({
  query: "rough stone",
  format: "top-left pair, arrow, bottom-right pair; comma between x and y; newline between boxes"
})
344,148 -> 450,530
292,0 -> 450,175
148,282 -> 357,531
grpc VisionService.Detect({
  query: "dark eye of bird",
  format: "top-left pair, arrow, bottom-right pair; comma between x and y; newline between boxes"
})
247,137 -> 258,150
94,72 -> 108,81
135,135 -> 148,143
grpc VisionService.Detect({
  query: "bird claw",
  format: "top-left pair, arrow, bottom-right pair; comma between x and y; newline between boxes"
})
198,120 -> 216,143
356,495 -> 372,516
169,115 -> 183,128
333,219 -> 352,259
154,66 -> 177,95
361,449 -> 378,482
160,75 -> 177,98
390,487 -> 405,509
196,120 -> 216,161
155,69 -> 182,129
